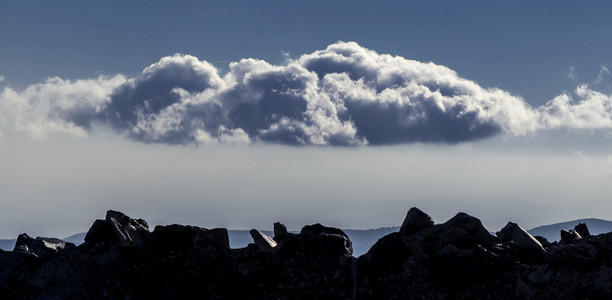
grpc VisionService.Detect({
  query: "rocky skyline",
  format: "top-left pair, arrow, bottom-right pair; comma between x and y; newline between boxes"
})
1,1 -> 611,239
3,208 -> 612,299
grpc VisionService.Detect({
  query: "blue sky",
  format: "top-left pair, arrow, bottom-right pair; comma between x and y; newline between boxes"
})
3,1 -> 612,104
1,1 -> 612,238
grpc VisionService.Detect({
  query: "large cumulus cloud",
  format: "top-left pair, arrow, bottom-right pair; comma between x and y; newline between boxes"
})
1,42 -> 610,145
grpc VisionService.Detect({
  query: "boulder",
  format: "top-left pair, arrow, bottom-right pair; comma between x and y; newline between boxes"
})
84,210 -> 151,247
250,229 -> 277,251
560,229 -> 582,244
441,212 -> 493,247
300,223 -> 353,256
152,224 -> 229,251
400,207 -> 434,235
13,234 -> 75,258
497,222 -> 546,254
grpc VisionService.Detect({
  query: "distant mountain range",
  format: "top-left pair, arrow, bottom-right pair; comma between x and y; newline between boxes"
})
0,239 -> 14,252
2,219 -> 611,255
527,218 -> 612,242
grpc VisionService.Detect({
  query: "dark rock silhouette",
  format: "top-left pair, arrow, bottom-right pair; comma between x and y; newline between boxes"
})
153,224 -> 230,252
273,222 -> 288,241
84,210 -> 151,247
400,207 -> 434,235
574,222 -> 591,238
13,233 -> 75,258
3,208 -> 612,299
497,222 -> 545,253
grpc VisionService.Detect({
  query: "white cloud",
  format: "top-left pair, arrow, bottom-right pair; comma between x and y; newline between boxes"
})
2,42 -> 612,145
593,66 -> 610,85
0,75 -> 125,139
568,65 -> 577,82
537,85 -> 612,130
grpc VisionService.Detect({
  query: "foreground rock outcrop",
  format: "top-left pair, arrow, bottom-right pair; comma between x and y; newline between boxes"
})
2,208 -> 612,299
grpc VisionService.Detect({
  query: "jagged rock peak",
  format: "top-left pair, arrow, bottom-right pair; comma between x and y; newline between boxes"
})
574,223 -> 590,238
106,210 -> 149,231
273,222 -> 288,241
400,207 -> 434,235
497,222 -> 546,254
85,210 -> 151,247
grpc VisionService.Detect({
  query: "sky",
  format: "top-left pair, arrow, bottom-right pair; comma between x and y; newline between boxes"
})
1,1 -> 612,239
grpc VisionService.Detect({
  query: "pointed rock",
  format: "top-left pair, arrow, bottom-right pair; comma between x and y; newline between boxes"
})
400,207 -> 434,235
106,210 -> 149,232
273,222 -> 288,241
574,223 -> 590,238
497,222 -> 546,254
250,229 -> 277,251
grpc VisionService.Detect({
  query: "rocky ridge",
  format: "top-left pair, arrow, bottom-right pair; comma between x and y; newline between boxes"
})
2,208 -> 612,299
